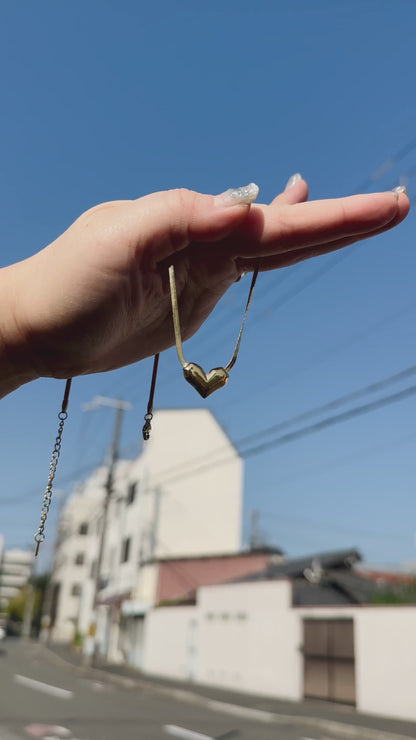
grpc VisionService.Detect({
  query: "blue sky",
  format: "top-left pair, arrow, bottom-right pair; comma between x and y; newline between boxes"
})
1,1 -> 416,571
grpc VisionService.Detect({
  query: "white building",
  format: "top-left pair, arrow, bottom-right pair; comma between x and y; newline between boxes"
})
48,467 -> 107,642
49,408 -> 243,649
0,537 -> 33,610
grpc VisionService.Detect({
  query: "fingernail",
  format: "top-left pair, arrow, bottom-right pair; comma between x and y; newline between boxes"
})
234,271 -> 247,283
285,173 -> 302,190
214,182 -> 259,208
392,185 -> 407,199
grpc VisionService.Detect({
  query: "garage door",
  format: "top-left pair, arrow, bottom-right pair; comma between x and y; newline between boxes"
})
303,618 -> 355,705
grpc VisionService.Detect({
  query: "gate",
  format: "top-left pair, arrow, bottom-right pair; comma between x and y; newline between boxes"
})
303,618 -> 356,705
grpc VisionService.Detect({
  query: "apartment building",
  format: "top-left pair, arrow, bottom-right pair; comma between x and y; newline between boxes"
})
49,408 -> 244,651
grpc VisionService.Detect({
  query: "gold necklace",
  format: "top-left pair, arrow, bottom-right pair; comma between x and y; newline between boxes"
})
142,264 -> 259,439
170,264 -> 258,397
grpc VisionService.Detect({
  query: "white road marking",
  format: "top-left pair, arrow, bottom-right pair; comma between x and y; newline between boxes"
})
15,674 -> 73,700
206,699 -> 274,723
164,725 -> 215,740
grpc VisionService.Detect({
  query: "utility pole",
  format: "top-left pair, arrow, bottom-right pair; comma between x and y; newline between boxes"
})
249,510 -> 260,550
21,580 -> 35,639
82,396 -> 131,662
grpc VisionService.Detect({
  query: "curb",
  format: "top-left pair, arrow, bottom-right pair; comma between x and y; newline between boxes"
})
39,645 -> 414,740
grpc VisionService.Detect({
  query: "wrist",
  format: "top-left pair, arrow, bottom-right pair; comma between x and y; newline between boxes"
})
0,263 -> 40,398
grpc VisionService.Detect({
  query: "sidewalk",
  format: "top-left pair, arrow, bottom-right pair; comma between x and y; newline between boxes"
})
43,643 -> 416,740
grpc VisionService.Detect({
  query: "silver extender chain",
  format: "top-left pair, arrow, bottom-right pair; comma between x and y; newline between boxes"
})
34,378 -> 72,555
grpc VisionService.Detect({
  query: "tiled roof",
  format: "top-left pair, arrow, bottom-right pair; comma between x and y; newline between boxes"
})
234,548 -> 362,583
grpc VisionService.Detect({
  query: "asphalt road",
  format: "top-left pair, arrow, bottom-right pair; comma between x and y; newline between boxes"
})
0,640 -> 345,740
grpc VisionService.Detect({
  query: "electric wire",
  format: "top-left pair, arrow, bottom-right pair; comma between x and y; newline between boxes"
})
135,364 -> 416,487
4,362 -> 416,509
257,511 -> 413,544
150,383 -> 416,485
224,295 -> 416,412
255,427 -> 416,491
243,383 -> 416,460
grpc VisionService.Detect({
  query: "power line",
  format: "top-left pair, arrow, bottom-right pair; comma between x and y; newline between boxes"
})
352,134 -> 416,193
255,511 -> 410,543
224,296 -> 416,413
255,427 -> 416,490
143,364 -> 416,486
243,383 -> 416,460
0,457 -> 108,507
152,382 -> 416,486
237,364 -> 416,446
5,363 -> 416,512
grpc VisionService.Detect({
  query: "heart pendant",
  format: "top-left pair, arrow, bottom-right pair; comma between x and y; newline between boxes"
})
183,363 -> 229,398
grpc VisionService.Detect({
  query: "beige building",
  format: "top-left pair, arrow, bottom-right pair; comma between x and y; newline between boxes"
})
49,408 -> 244,647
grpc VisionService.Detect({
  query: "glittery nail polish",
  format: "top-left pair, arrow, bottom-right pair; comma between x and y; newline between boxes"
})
285,173 -> 302,190
214,183 -> 259,207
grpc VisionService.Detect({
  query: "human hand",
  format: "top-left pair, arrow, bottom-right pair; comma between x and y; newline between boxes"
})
0,177 -> 409,391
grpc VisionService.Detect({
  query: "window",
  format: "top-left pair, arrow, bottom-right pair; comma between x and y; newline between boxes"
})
127,482 -> 137,505
121,537 -> 131,563
79,522 -> 88,535
90,560 -> 97,580
71,584 -> 81,597
75,552 -> 85,566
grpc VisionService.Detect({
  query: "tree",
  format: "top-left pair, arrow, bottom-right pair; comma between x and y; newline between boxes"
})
6,574 -> 50,637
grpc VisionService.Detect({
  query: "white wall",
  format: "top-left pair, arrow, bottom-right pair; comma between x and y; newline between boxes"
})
198,580 -> 301,699
143,606 -> 198,680
141,581 -> 416,724
143,409 -> 243,558
355,607 -> 416,722
134,563 -> 158,603
143,580 -> 302,700
296,603 -> 416,722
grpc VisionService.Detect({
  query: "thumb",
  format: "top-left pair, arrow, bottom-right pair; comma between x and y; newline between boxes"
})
133,183 -> 259,260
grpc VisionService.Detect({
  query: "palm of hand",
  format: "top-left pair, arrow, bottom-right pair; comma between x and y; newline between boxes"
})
16,198 -> 243,378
